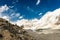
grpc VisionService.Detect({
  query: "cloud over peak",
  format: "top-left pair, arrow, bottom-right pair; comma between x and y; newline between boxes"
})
14,8 -> 60,30
36,8 -> 60,29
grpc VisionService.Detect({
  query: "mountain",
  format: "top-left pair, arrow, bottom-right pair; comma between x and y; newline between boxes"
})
36,8 -> 60,30
13,8 -> 60,31
1,8 -> 60,40
1,17 -> 60,40
0,18 -> 35,40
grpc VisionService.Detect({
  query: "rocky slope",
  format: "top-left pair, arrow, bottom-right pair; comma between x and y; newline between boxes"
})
0,18 -> 35,40
25,29 -> 60,40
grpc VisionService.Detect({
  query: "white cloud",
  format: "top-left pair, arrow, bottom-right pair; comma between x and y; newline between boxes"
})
39,13 -> 42,15
10,13 -> 15,16
10,13 -> 23,19
36,0 -> 40,5
9,6 -> 14,8
1,16 -> 10,21
0,5 -> 10,21
0,5 -> 9,13
11,13 -> 21,17
19,16 -> 23,19
15,19 -> 33,30
27,6 -> 34,12
14,18 -> 39,30
15,13 -> 20,17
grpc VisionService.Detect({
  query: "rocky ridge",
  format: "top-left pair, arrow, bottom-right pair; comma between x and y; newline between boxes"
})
0,18 -> 35,40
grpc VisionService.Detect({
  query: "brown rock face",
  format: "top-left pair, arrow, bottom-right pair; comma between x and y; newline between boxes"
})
0,18 -> 35,40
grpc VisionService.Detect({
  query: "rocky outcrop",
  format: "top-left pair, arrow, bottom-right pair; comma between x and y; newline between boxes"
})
0,18 -> 35,40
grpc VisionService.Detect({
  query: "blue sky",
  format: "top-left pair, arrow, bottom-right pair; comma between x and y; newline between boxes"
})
0,0 -> 60,21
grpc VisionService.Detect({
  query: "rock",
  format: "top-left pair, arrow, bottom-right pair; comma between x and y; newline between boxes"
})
0,18 -> 35,40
